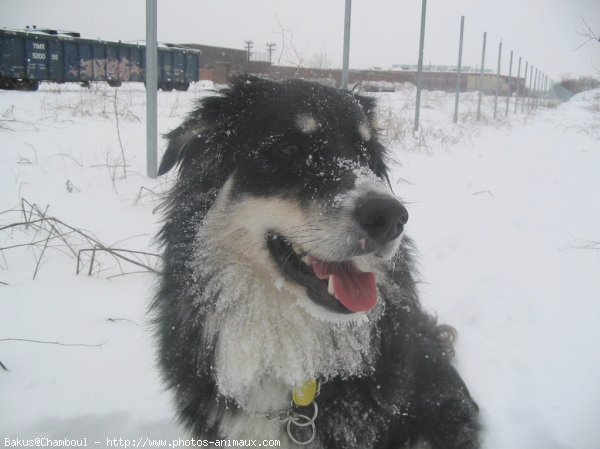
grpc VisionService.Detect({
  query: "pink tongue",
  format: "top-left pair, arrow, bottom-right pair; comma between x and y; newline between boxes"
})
310,258 -> 377,313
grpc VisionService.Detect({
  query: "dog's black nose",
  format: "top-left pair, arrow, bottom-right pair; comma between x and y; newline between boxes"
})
356,197 -> 409,245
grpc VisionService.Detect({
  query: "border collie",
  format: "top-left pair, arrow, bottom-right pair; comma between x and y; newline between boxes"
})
152,76 -> 480,448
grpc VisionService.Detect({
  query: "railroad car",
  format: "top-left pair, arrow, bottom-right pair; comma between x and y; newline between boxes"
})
0,27 -> 201,91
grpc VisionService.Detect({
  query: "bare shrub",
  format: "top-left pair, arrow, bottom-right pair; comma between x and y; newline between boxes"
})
0,199 -> 159,281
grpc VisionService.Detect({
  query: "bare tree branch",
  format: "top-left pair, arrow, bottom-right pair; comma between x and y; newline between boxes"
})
274,16 -> 304,68
33,224 -> 55,280
113,88 -> 127,179
574,16 -> 600,50
0,338 -> 105,347
107,317 -> 138,325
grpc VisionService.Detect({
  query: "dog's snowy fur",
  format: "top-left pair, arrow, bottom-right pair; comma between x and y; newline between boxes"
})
152,76 -> 480,448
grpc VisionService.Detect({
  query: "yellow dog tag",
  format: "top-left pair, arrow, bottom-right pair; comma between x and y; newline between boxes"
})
292,379 -> 318,407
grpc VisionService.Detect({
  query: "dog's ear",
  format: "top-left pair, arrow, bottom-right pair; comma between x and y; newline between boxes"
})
355,94 -> 377,124
158,108 -> 208,176
353,94 -> 391,182
158,76 -> 278,176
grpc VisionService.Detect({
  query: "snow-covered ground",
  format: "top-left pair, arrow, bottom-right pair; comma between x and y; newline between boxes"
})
1,81 -> 599,448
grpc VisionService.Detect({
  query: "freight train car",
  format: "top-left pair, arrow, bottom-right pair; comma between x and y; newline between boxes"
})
0,28 -> 201,91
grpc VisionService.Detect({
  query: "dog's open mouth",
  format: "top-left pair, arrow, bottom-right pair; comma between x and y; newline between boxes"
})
266,233 -> 377,314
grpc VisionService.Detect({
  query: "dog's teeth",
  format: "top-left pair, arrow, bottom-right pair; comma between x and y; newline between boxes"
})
301,255 -> 310,265
292,243 -> 303,255
327,276 -> 335,295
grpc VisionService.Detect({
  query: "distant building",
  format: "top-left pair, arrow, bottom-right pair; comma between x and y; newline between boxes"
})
182,43 -> 247,83
179,42 -> 521,95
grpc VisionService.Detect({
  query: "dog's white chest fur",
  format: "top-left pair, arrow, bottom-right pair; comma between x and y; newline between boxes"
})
190,179 -> 381,414
212,273 -> 376,410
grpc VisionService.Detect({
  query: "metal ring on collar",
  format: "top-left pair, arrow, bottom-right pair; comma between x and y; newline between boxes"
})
286,401 -> 318,445
287,417 -> 316,445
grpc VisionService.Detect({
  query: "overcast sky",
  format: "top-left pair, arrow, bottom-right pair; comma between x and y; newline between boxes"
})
2,0 -> 599,79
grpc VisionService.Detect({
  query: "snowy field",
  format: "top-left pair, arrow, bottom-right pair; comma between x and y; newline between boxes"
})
1,81 -> 599,448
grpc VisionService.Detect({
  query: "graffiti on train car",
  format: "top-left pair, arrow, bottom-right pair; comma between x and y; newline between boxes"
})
0,28 -> 201,91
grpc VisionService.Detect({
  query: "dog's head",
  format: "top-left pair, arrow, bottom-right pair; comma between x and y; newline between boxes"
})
159,76 -> 408,318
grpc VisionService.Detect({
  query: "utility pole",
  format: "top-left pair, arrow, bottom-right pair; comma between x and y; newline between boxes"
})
476,31 -> 487,121
528,65 -> 534,109
521,61 -> 528,113
414,0 -> 427,131
341,0 -> 352,88
493,40 -> 502,119
453,15 -> 465,124
244,40 -> 254,63
266,42 -> 276,65
145,0 -> 157,178
505,50 -> 513,116
514,56 -> 521,113
534,70 -> 539,108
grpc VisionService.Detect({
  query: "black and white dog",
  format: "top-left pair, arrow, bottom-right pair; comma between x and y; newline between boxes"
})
152,76 -> 480,448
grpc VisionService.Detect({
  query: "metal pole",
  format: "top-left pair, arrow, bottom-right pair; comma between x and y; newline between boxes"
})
542,74 -> 545,107
493,40 -> 502,119
541,72 -> 544,108
453,15 -> 465,124
266,42 -> 276,65
145,0 -> 157,178
341,0 -> 352,88
528,65 -> 534,110
531,67 -> 538,109
536,71 -> 540,108
514,56 -> 521,113
541,72 -> 545,107
521,61 -> 528,113
540,74 -> 543,107
505,50 -> 513,116
414,0 -> 427,131
244,40 -> 254,63
533,67 -> 540,109
476,31 -> 487,121
542,74 -> 546,107
536,70 -> 541,108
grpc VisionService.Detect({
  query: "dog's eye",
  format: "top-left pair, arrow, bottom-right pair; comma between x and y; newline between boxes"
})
276,144 -> 304,159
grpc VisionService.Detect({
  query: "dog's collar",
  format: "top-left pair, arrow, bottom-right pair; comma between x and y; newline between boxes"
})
255,379 -> 320,445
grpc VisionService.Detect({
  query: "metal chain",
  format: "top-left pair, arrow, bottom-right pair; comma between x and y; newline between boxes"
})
253,379 -> 324,446
255,401 -> 318,446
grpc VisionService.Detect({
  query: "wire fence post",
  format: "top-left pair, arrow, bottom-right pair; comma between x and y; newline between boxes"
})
537,70 -> 544,108
505,50 -> 513,116
414,0 -> 427,132
493,40 -> 502,119
542,74 -> 546,107
544,75 -> 548,108
145,0 -> 158,178
514,56 -> 521,113
521,61 -> 528,113
531,67 -> 539,109
533,67 -> 540,109
453,16 -> 465,124
476,31 -> 487,121
341,0 -> 352,89
528,65 -> 534,110
536,69 -> 541,109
